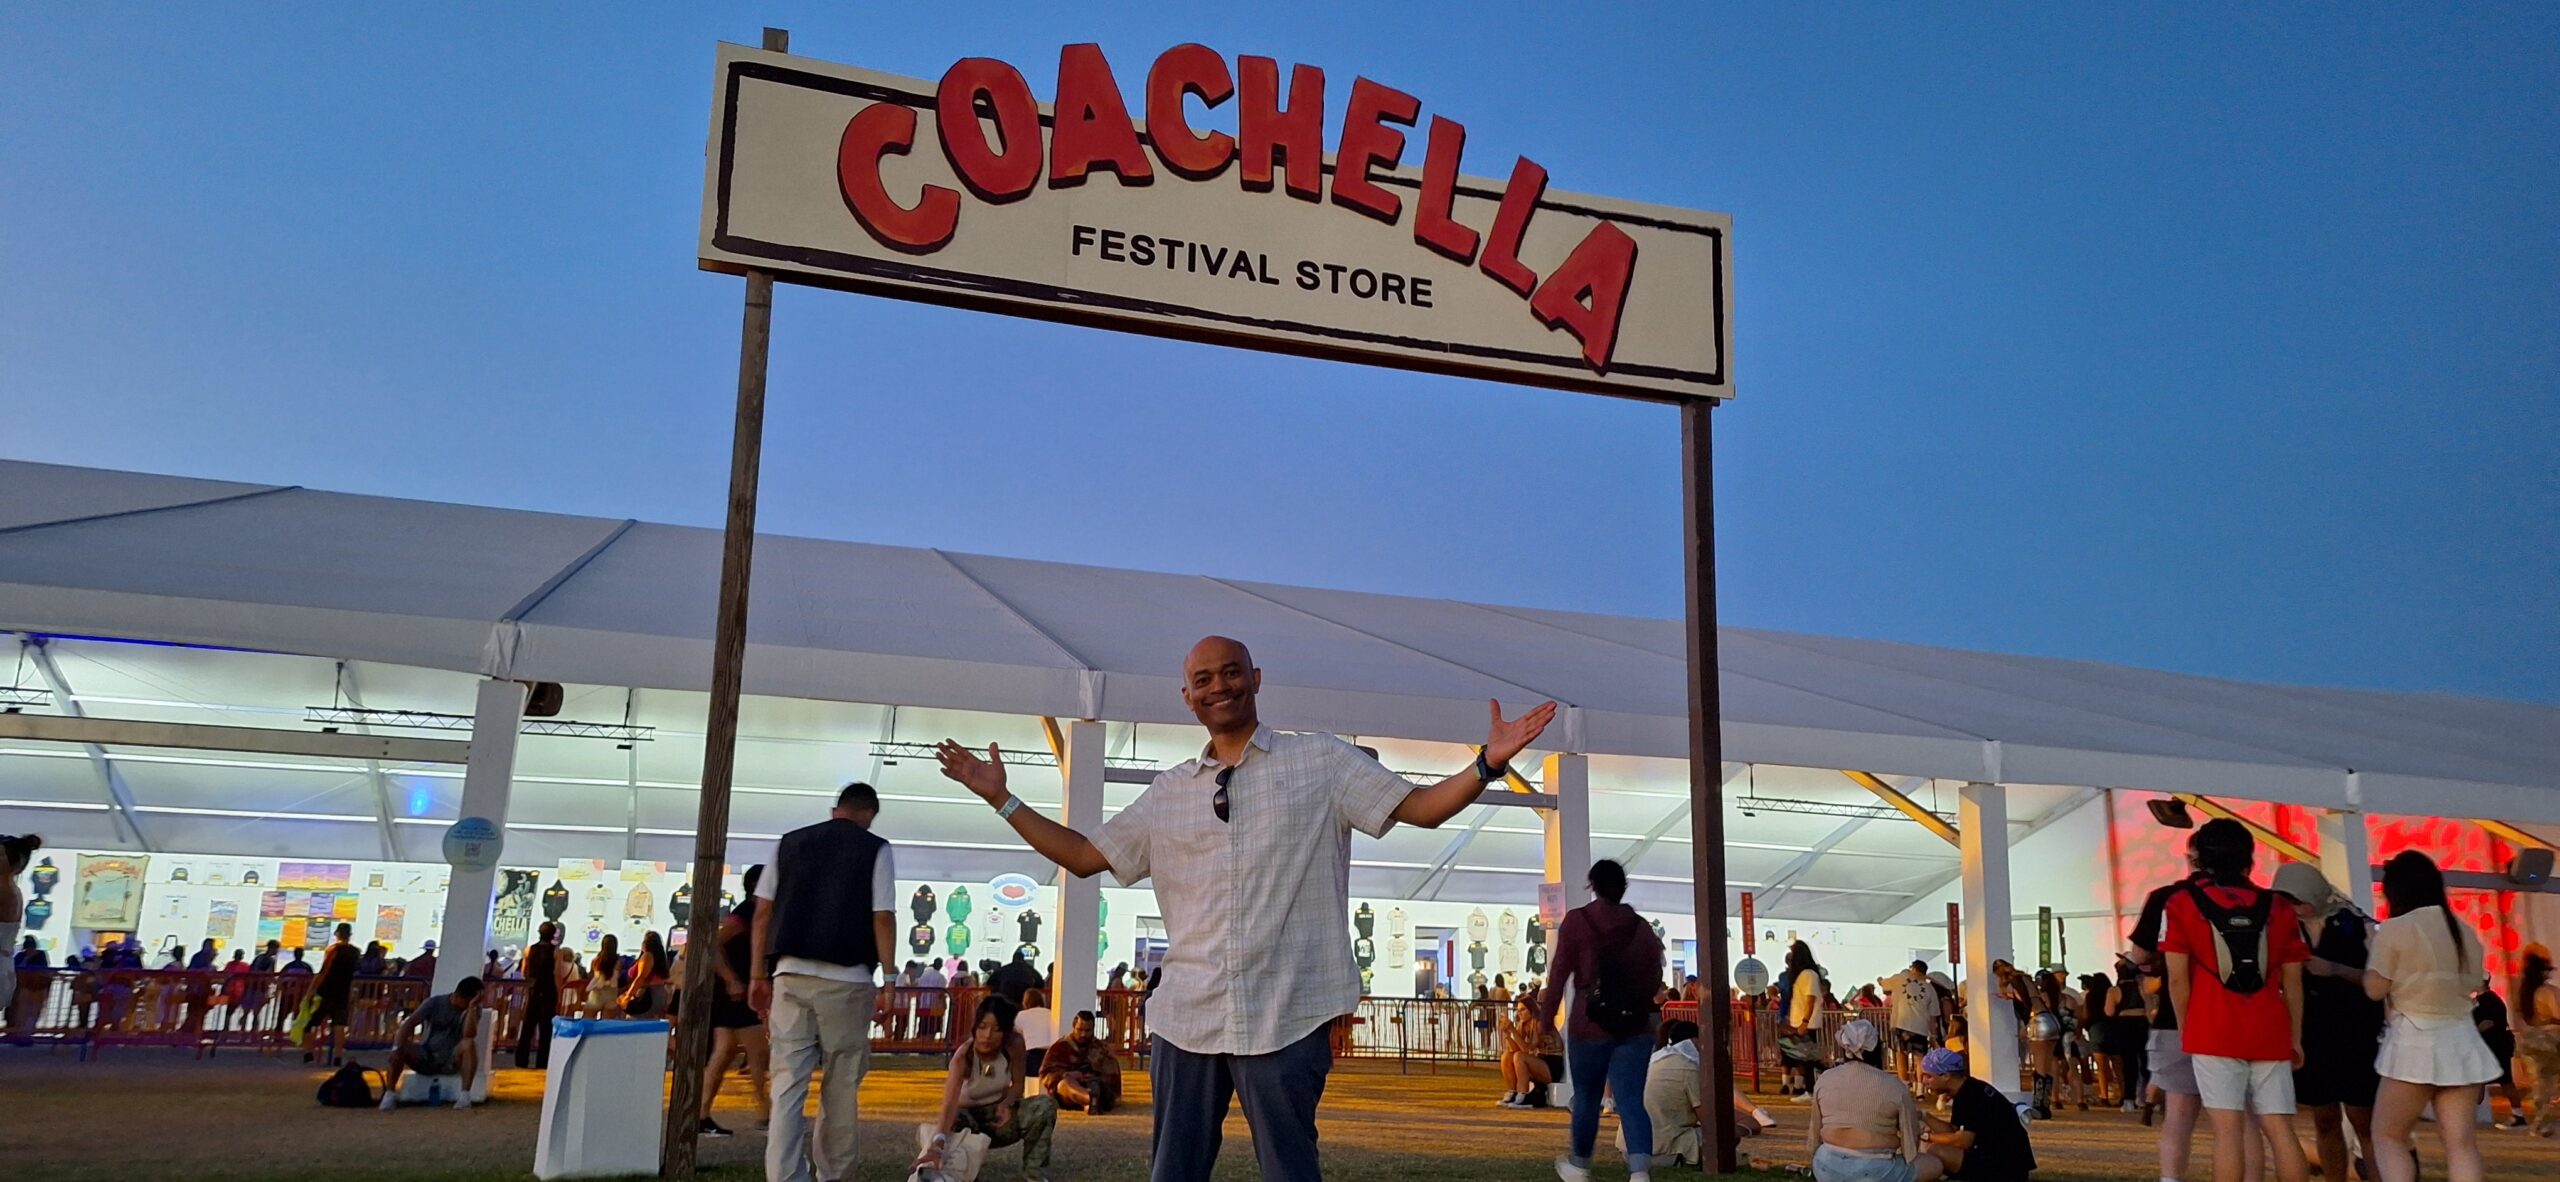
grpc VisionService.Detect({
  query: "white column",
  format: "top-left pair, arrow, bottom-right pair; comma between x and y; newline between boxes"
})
1542,753 -> 1591,897
434,679 -> 527,993
1959,781 -> 2024,1096
2318,810 -> 2375,914
1055,719 -> 1106,1021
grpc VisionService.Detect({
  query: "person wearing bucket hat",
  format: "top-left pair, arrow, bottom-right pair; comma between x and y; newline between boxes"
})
2270,861 -> 2381,1182
1807,1019 -> 1942,1182
1915,1048 -> 2035,1182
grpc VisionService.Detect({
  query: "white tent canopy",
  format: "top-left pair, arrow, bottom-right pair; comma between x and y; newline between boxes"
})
2,457 -> 2554,825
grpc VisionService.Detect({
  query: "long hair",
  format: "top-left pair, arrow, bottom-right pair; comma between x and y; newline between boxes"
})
2380,850 -> 2469,964
1784,940 -> 1818,975
2524,948 -> 2553,1012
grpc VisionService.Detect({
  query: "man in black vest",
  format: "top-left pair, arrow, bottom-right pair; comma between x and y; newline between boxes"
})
751,782 -> 896,1182
514,921 -> 559,1069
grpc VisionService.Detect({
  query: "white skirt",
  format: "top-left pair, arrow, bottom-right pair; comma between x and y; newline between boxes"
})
2374,1011 -> 2501,1087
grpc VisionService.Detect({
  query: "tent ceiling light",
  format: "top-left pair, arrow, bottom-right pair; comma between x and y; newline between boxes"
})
304,705 -> 652,742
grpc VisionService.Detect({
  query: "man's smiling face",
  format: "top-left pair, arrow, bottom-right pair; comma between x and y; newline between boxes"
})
1180,636 -> 1260,733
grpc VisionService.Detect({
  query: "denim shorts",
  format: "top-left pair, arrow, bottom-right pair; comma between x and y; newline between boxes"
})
1812,1143 -> 1919,1182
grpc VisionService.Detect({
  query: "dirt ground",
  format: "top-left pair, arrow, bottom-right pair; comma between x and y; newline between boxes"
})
3,1045 -> 2553,1181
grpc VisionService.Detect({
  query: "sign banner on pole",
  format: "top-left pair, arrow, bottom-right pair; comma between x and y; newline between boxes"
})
1946,902 -> 1961,965
700,43 -> 1732,403
1536,881 -> 1567,929
1740,891 -> 1755,955
2037,906 -> 2055,970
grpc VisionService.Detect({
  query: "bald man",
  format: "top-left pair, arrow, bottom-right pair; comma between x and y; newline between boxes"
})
939,636 -> 1555,1182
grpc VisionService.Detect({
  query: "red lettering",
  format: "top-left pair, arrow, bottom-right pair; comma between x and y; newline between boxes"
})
1050,44 -> 1152,187
1330,77 -> 1418,224
1237,56 -> 1325,201
1529,222 -> 1638,370
1478,156 -> 1548,297
1412,115 -> 1478,264
935,56 -> 1043,202
1146,43 -> 1235,181
836,104 -> 960,254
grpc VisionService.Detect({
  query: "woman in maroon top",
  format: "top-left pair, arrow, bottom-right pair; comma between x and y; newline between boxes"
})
1538,859 -> 1666,1182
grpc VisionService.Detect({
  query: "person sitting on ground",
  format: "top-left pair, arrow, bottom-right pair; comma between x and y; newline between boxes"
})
1807,1019 -> 1942,1182
914,997 -> 1057,1182
1916,1048 -> 2036,1182
1016,988 -> 1056,1077
380,975 -> 484,1111
1625,1018 -> 1774,1167
1500,996 -> 1565,1108
1040,1009 -> 1122,1114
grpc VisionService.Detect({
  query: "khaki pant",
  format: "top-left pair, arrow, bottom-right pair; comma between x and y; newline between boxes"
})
767,974 -> 875,1182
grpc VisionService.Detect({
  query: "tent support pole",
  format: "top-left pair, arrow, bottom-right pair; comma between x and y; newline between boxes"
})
1682,400 -> 1739,1175
665,29 -> 787,1173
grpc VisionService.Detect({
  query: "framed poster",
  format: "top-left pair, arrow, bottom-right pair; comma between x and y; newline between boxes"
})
73,854 -> 149,929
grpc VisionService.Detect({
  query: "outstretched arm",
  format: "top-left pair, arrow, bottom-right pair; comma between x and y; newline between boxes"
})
1391,699 -> 1559,828
936,741 -> 1112,878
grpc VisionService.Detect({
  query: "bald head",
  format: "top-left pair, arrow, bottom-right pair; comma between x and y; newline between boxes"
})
1181,635 -> 1261,736
1184,635 -> 1253,676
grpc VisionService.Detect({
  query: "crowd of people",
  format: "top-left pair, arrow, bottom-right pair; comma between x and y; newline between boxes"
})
12,636 -> 2560,1182
1759,816 -> 2551,1182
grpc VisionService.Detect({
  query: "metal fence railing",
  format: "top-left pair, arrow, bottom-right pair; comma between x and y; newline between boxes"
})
9,970 -> 1918,1084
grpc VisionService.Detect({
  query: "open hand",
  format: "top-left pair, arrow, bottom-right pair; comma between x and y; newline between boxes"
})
935,740 -> 1009,806
1485,699 -> 1559,769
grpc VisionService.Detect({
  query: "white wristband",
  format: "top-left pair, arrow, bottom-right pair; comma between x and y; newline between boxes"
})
996,794 -> 1024,820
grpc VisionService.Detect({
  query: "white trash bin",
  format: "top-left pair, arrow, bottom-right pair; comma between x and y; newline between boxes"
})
534,1017 -> 669,1180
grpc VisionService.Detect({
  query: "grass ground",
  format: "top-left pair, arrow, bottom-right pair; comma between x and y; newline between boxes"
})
2,1046 -> 2550,1181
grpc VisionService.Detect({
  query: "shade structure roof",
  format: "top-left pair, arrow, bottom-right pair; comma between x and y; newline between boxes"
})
2,457 -> 2554,822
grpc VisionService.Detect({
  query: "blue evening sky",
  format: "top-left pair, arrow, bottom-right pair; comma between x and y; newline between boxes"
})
3,5 -> 2553,703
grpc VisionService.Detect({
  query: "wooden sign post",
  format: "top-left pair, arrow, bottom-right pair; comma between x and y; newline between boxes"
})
662,27 -> 786,1177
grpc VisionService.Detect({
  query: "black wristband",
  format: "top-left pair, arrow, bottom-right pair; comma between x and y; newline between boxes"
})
1474,751 -> 1507,784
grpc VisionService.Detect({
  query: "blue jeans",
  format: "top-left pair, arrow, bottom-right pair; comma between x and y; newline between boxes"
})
1148,1026 -> 1333,1182
1567,1032 -> 1655,1172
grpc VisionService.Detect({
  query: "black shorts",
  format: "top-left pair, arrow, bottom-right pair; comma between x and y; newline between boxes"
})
2294,1048 -> 2380,1109
313,992 -> 352,1026
711,995 -> 760,1030
1898,1031 -> 1933,1057
1540,1053 -> 1566,1079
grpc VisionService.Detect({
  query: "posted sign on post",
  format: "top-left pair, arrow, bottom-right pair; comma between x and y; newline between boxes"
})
700,42 -> 1731,402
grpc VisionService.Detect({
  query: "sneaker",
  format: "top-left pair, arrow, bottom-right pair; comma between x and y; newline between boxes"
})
1790,1092 -> 1815,1103
378,1092 -> 398,1112
1498,1092 -> 1521,1106
1554,1158 -> 1593,1182
2497,1117 -> 2528,1131
452,1095 -> 473,1111
699,1117 -> 732,1137
1630,1173 -> 1651,1182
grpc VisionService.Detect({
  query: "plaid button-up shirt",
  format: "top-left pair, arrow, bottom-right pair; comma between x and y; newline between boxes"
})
1093,724 -> 1411,1056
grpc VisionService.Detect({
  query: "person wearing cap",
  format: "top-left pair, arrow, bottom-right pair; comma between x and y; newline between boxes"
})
1916,1048 -> 2035,1182
1807,1019 -> 1942,1182
405,939 -> 438,979
2270,861 -> 2380,1182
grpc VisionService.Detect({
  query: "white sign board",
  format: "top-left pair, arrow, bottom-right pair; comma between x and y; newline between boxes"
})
701,43 -> 1732,402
